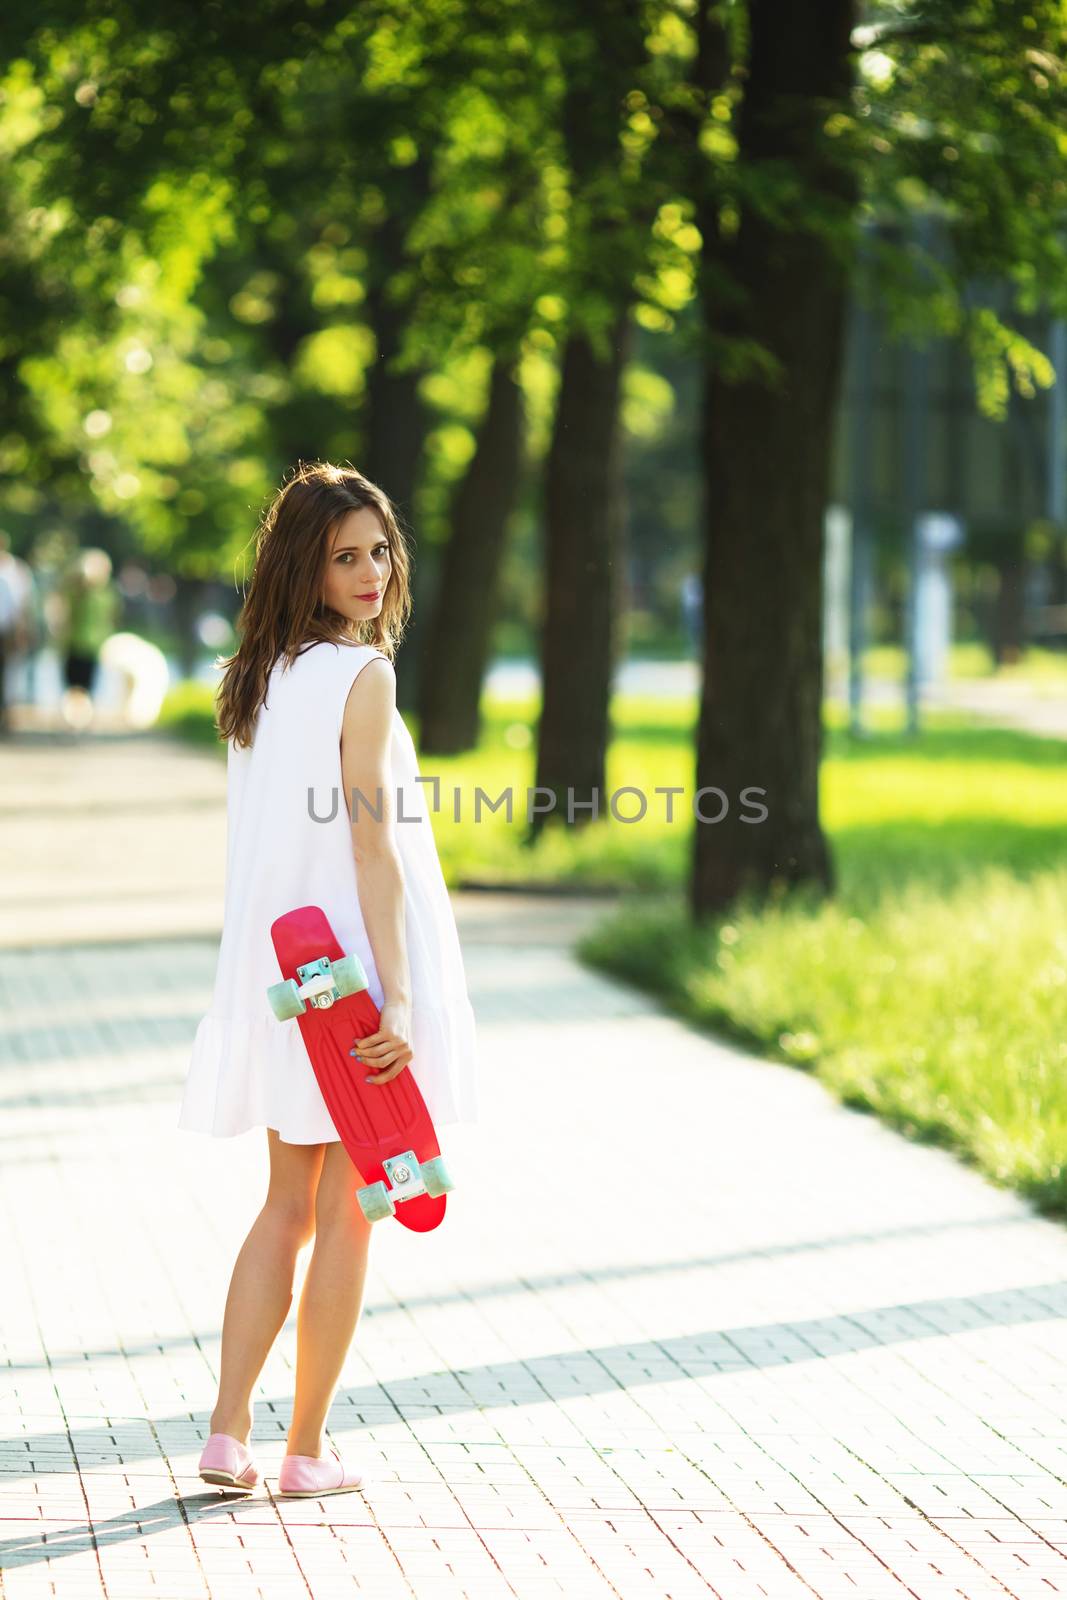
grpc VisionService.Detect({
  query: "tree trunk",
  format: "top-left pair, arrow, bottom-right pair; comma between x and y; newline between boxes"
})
993,556 -> 1025,665
172,575 -> 204,678
690,0 -> 858,919
528,0 -> 649,839
417,352 -> 525,753
364,297 -> 428,542
1049,535 -> 1067,606
360,162 -> 435,711
532,310 -> 632,837
364,281 -> 432,711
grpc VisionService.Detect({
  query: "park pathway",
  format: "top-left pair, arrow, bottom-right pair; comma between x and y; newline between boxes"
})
2,728 -> 1067,1599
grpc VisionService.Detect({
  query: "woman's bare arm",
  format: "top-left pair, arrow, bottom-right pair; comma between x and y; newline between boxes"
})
340,657 -> 413,1083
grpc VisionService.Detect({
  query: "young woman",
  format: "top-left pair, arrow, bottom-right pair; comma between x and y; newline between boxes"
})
178,462 -> 479,1498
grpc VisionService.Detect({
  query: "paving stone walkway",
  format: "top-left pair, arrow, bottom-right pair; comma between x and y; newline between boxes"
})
2,729 -> 1067,1599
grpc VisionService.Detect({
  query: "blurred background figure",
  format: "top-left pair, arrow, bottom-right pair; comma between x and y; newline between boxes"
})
56,547 -> 122,733
99,630 -> 171,730
0,530 -> 38,737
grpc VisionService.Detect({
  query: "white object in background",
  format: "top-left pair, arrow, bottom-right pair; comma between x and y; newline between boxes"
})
98,631 -> 171,729
823,504 -> 851,687
915,512 -> 964,688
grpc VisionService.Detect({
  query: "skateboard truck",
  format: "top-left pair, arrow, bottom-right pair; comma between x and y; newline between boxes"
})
295,956 -> 343,1009
356,1149 -> 455,1222
267,950 -> 369,1021
382,1150 -> 427,1199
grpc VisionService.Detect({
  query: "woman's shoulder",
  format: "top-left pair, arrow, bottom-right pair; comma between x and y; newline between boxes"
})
334,639 -> 390,659
334,641 -> 395,682
307,638 -> 396,710
276,638 -> 389,675
303,636 -> 390,660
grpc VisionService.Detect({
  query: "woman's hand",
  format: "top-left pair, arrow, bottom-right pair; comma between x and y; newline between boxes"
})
349,1000 -> 413,1086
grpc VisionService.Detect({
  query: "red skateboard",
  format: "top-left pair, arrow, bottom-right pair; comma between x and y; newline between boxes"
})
267,904 -> 452,1231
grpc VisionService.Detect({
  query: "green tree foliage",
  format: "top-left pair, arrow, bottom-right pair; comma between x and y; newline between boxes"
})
1,3 -> 563,570
2,0 -> 1065,601
848,0 -> 1067,417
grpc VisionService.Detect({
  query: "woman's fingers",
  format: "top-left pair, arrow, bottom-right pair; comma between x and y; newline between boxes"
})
351,1041 -> 405,1063
350,1038 -> 391,1059
352,1030 -> 397,1053
365,1044 -> 412,1071
348,1011 -> 413,1084
348,1025 -> 413,1082
351,1025 -> 411,1064
365,1058 -> 411,1085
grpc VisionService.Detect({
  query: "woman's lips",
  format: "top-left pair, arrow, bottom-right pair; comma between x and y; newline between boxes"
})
356,592 -> 380,600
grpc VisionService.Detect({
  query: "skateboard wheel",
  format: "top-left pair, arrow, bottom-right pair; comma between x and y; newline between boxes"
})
357,1181 -> 396,1223
331,954 -> 369,998
420,1156 -> 454,1198
267,978 -> 305,1021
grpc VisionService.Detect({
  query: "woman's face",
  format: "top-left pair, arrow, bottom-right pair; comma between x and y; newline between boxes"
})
321,507 -> 391,627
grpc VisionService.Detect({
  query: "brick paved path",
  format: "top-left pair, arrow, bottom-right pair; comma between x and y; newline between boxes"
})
3,730 -> 1067,1599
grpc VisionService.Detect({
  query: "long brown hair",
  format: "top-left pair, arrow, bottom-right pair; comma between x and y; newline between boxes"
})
216,461 -> 413,749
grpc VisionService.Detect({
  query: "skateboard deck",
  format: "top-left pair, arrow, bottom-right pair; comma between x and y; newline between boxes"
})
267,904 -> 450,1232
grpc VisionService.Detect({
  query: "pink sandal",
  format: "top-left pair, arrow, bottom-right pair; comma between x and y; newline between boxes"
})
277,1445 -> 366,1498
198,1431 -> 259,1491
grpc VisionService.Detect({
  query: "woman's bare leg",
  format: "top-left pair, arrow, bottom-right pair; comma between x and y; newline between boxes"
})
209,1130 -> 324,1442
286,1141 -> 373,1458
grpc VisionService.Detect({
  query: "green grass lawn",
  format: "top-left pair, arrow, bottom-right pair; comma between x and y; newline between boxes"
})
856,641 -> 1067,684
570,707 -> 1067,1218
162,676 -> 1067,1215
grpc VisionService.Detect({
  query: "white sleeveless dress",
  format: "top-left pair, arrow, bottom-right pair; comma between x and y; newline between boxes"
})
178,639 -> 480,1142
